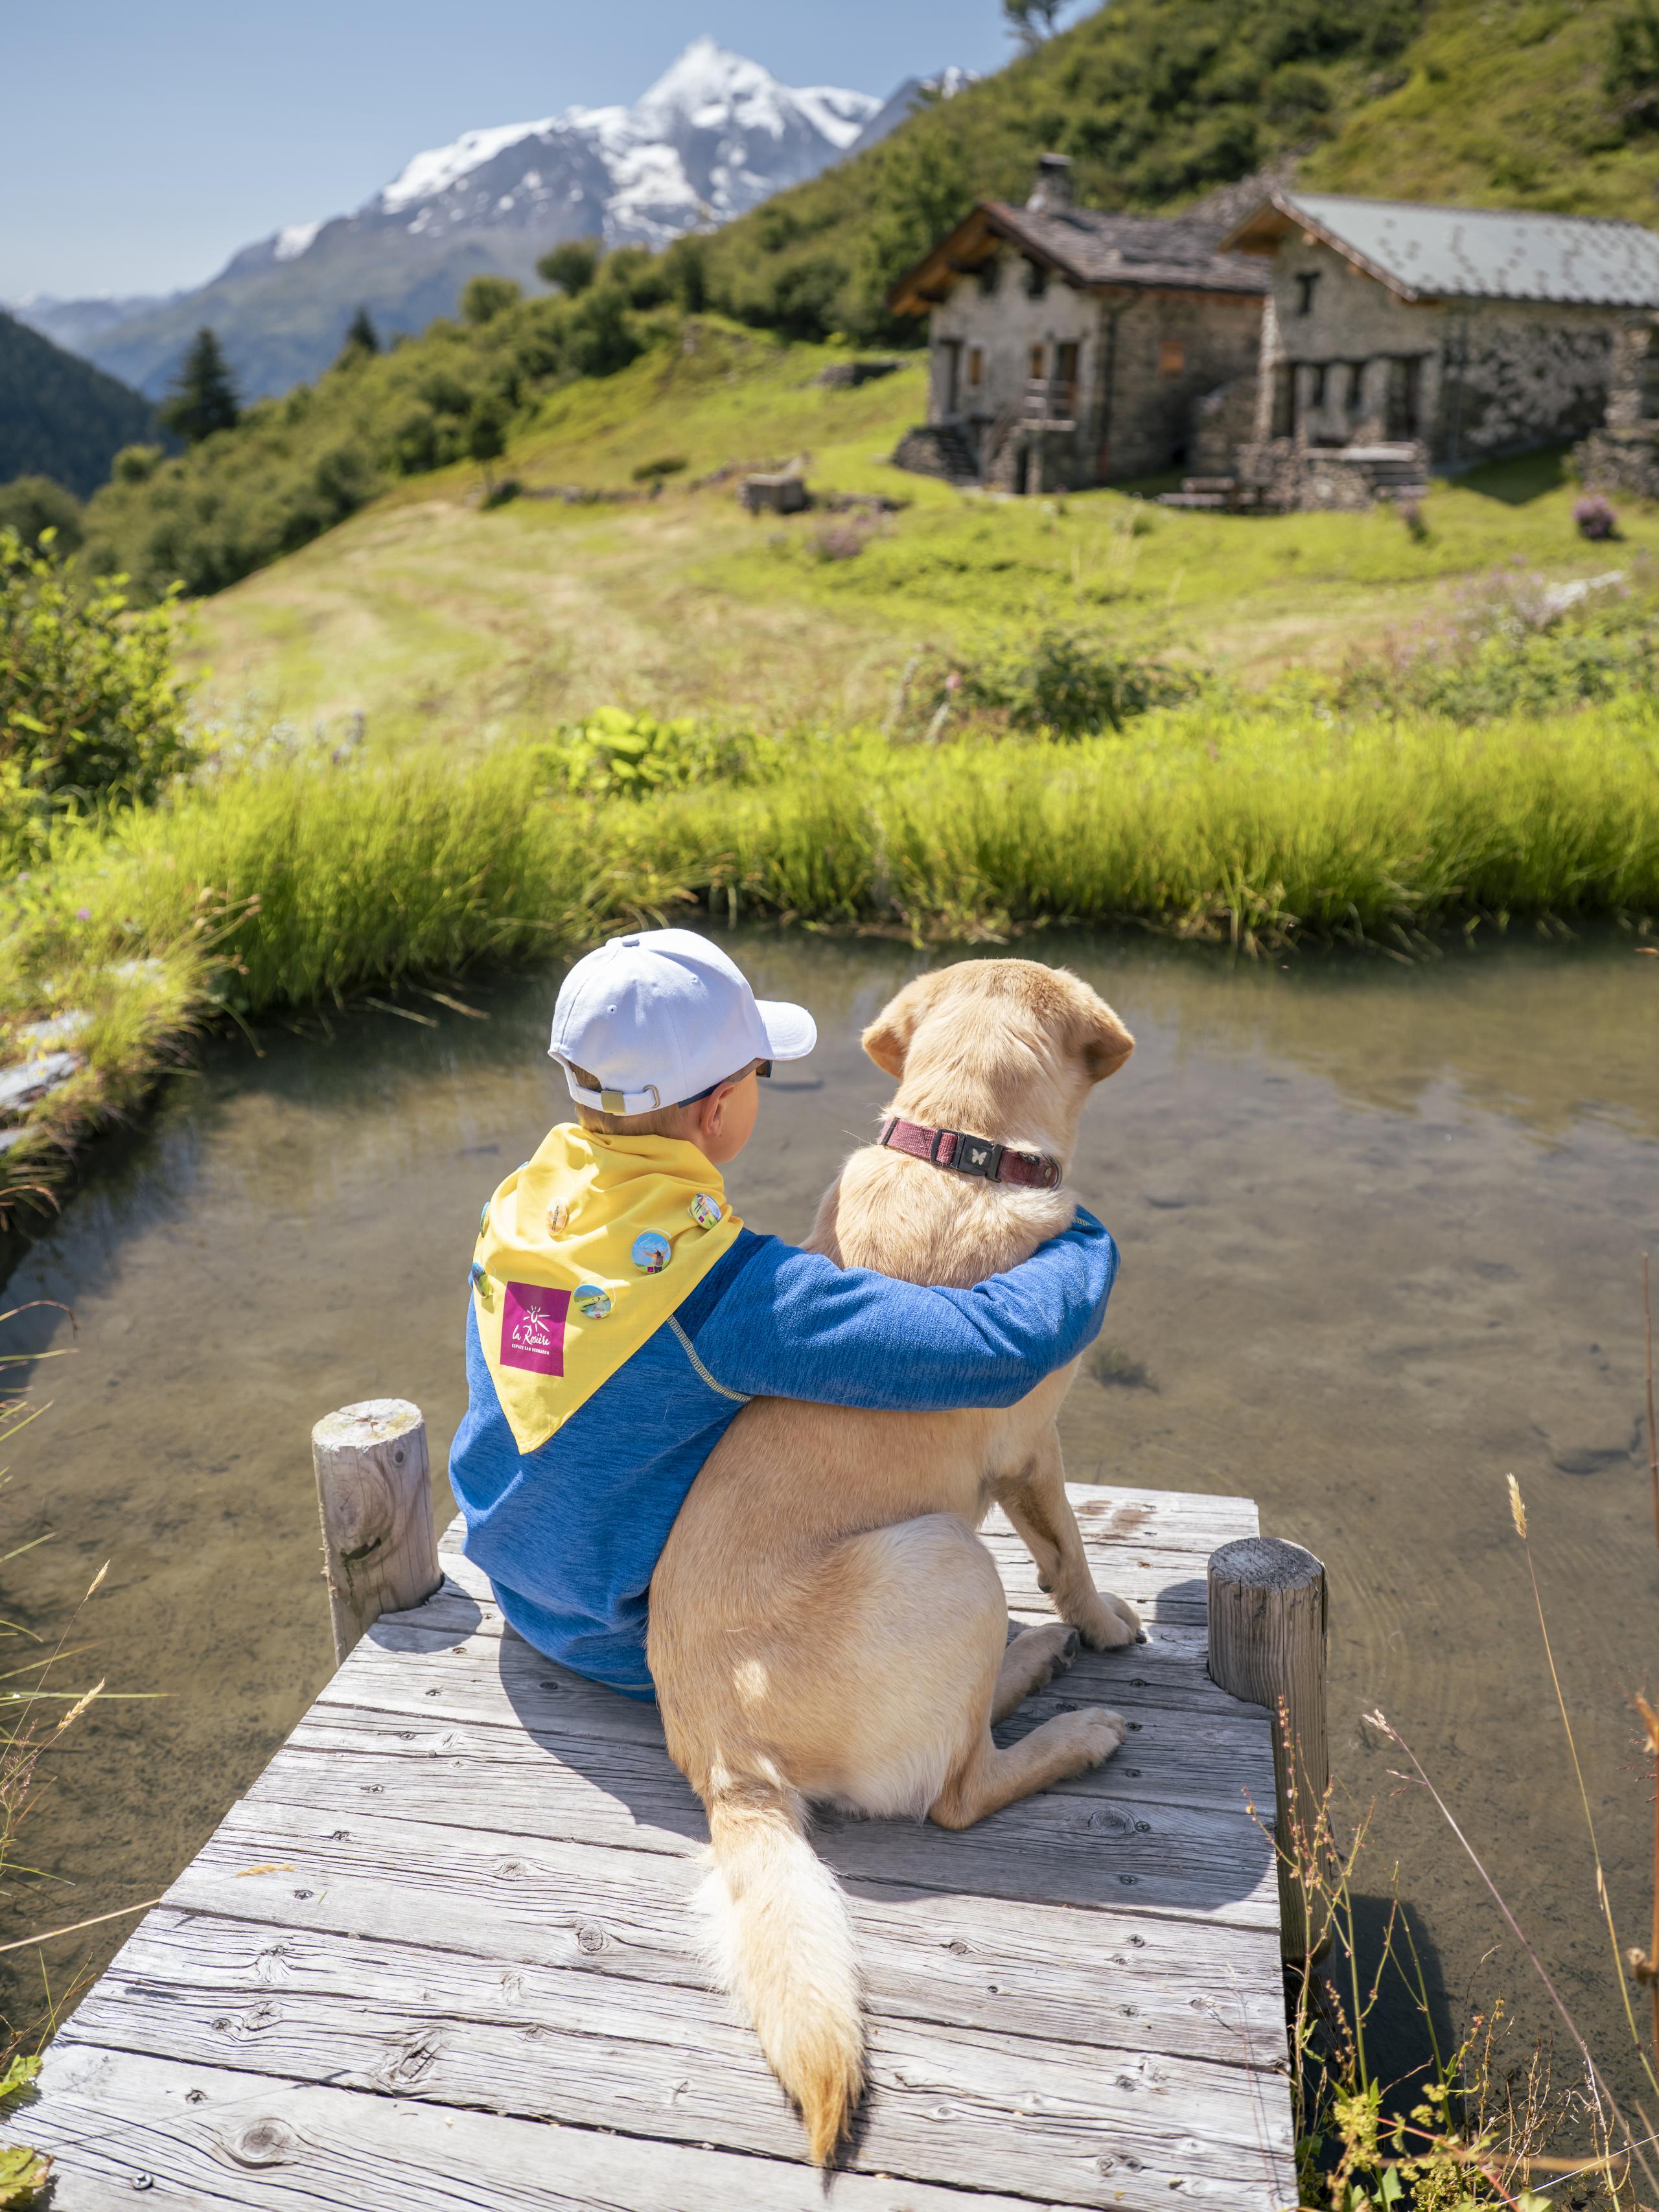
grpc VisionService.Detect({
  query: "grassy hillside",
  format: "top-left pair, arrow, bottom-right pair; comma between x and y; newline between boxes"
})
178,326 -> 1656,744
0,312 -> 156,499
697,0 -> 1659,340
78,0 -> 1659,605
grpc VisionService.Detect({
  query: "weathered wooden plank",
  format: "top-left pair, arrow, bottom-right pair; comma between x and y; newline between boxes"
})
172,1797 -> 1289,2070
317,1617 -> 1273,1817
61,1910 -> 1296,2209
26,2045 -> 1115,2212
250,1709 -> 1280,1927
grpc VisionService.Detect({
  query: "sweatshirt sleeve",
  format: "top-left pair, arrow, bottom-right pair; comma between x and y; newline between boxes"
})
690,1207 -> 1119,1411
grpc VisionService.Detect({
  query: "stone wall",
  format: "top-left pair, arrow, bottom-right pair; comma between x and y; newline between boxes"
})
1257,237 -> 1627,468
1191,375 -> 1260,477
922,242 -> 1261,489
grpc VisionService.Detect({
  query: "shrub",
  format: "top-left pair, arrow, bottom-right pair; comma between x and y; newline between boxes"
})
0,530 -> 197,848
0,477 -> 83,555
537,240 -> 601,297
1575,492 -> 1620,541
461,275 -> 522,326
555,707 -> 771,800
913,628 -> 1203,738
631,455 -> 688,483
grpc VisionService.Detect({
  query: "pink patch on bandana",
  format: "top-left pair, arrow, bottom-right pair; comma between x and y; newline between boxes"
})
501,1282 -> 570,1376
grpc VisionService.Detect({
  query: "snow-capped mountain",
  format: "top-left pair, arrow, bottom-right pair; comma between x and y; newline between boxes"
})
50,41 -> 890,401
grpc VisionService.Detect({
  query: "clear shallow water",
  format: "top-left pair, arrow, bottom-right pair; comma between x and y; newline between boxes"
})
1,929 -> 1656,2106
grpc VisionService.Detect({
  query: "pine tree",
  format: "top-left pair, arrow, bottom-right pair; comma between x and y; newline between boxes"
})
158,328 -> 240,444
1004,0 -> 1064,48
341,305 -> 380,358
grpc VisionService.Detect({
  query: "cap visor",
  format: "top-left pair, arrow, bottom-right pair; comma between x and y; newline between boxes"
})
755,999 -> 817,1062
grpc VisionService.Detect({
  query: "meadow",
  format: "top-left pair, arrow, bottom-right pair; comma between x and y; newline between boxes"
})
6,317 -> 1659,1190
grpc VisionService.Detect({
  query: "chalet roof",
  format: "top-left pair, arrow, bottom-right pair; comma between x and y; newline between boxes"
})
1223,190 -> 1659,308
887,200 -> 1270,316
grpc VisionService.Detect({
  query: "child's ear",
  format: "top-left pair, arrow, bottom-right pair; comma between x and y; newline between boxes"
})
863,971 -> 941,1078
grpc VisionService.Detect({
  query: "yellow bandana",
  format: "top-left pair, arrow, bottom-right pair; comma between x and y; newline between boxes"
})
471,1123 -> 743,1455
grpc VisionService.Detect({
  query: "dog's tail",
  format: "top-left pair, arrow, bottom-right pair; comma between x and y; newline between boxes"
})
702,1782 -> 863,2165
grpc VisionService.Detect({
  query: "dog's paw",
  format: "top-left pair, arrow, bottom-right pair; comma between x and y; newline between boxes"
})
1074,1588 -> 1143,1652
1052,1704 -> 1127,1775
1016,1620 -> 1082,1693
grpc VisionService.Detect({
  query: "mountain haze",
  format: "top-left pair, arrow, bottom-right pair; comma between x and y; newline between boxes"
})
58,41 -> 883,403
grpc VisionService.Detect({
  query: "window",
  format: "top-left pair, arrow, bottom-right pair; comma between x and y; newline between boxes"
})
1158,339 -> 1186,376
1308,363 -> 1327,407
1029,342 -> 1046,380
967,345 -> 984,391
1024,259 -> 1049,299
977,255 -> 999,297
1295,271 -> 1320,317
1347,361 -> 1365,409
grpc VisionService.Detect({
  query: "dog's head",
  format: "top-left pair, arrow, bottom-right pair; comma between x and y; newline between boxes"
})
862,958 -> 1133,1155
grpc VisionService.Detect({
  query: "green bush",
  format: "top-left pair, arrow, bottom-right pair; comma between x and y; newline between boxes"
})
555,707 -> 772,800
911,628 -> 1203,738
0,476 -> 83,555
0,529 -> 197,854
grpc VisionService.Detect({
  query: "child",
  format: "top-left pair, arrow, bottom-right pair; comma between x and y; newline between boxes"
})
448,927 -> 1120,1699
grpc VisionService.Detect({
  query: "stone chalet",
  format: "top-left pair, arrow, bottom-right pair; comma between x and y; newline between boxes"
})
887,155 -> 1268,493
890,161 -> 1659,509
1220,189 -> 1659,507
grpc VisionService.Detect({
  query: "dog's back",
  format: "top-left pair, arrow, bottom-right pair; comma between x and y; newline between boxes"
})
648,959 -> 1138,2165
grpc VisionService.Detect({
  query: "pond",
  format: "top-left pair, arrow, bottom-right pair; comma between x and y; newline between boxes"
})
2,928 -> 1656,2112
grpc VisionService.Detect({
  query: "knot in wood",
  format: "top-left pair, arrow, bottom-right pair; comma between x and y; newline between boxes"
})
227,2119 -> 296,2169
576,1920 -> 607,1953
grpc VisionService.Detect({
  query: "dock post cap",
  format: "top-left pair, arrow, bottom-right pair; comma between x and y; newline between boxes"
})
1208,1534 -> 1325,1590
312,1398 -> 424,1451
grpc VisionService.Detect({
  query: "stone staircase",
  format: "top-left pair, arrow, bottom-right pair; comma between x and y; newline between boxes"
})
891,421 -> 981,485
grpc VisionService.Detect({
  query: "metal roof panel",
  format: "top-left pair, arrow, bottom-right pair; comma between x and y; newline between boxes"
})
1279,192 -> 1659,306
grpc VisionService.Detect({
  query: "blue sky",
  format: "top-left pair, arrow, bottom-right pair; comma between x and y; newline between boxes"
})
6,1 -> 1070,301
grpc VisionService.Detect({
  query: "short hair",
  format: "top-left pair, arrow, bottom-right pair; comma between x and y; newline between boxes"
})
561,1063 -> 694,1140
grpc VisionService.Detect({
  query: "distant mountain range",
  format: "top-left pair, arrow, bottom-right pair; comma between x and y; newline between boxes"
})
13,43 -> 966,406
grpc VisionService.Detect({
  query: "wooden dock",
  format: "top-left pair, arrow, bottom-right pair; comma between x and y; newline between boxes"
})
20,1484 -> 1298,2209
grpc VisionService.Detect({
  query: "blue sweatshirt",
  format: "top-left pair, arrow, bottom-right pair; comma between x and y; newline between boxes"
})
448,1208 -> 1120,1699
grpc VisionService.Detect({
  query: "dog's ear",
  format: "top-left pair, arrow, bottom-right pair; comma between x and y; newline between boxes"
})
862,972 -> 942,1078
1078,995 -> 1135,1083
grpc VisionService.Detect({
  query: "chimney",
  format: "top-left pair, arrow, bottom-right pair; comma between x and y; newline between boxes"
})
1027,152 -> 1074,214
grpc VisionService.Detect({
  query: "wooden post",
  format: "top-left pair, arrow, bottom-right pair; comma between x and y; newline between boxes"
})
312,1399 -> 440,1666
1207,1536 -> 1330,1962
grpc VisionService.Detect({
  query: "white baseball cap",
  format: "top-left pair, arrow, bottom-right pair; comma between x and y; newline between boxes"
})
550,927 -> 817,1114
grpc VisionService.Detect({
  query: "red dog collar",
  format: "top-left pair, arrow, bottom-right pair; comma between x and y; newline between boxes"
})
878,1116 -> 1062,1191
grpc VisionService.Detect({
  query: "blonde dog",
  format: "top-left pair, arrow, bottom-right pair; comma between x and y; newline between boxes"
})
647,957 -> 1139,2164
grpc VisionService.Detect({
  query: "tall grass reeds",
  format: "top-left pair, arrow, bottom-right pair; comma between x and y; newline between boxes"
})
2,697 -> 1656,1173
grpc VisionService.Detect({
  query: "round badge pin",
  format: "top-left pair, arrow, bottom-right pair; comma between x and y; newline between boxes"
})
631,1229 -> 672,1275
470,1260 -> 494,1311
547,1199 -> 570,1235
574,1283 -> 612,1320
478,1200 -> 490,1238
689,1192 -> 723,1230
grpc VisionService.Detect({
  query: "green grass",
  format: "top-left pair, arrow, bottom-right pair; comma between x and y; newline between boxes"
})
6,698 -> 1654,1185
181,324 -> 1659,746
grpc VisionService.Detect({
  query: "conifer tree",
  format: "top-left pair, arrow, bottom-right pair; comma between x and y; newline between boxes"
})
341,305 -> 380,358
159,328 -> 240,444
1004,0 -> 1063,47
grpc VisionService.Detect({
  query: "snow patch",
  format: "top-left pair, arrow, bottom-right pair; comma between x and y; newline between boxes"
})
380,116 -> 555,212
273,220 -> 322,262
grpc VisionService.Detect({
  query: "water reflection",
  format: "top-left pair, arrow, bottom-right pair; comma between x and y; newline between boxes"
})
1,928 -> 1654,2101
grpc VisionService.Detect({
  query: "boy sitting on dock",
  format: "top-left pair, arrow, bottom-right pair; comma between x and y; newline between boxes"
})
448,927 -> 1120,1699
